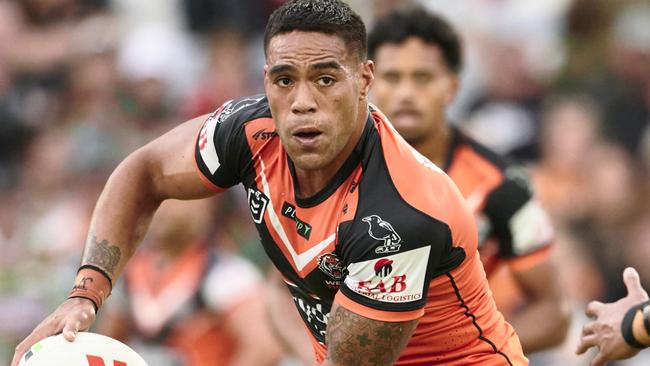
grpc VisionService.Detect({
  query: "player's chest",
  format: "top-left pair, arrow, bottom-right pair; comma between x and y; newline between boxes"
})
243,155 -> 361,279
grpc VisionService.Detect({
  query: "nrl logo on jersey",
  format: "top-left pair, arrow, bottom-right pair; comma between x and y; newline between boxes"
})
248,188 -> 269,224
361,215 -> 402,254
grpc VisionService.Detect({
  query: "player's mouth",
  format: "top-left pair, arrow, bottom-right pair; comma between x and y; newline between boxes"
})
292,127 -> 323,147
393,109 -> 422,119
392,109 -> 422,125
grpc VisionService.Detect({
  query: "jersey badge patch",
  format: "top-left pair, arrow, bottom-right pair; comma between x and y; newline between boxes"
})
317,252 -> 346,281
362,215 -> 402,254
248,188 -> 269,224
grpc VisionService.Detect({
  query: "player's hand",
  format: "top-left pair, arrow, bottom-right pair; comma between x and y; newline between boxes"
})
576,267 -> 649,366
11,297 -> 96,366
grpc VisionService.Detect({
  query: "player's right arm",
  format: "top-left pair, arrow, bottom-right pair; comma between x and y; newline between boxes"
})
11,114 -> 216,366
323,302 -> 419,366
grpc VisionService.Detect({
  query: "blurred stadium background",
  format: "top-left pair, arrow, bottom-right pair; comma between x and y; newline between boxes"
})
0,0 -> 648,365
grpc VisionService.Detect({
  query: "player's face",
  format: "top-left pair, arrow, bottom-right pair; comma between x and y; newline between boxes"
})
372,37 -> 458,145
264,31 -> 373,172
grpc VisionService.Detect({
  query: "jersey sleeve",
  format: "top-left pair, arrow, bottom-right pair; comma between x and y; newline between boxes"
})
335,219 -> 455,322
483,165 -> 554,266
194,99 -> 253,191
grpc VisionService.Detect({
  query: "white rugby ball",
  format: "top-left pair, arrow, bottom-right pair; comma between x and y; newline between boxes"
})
19,332 -> 148,366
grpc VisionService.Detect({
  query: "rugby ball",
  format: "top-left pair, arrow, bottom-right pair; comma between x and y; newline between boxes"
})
19,332 -> 148,366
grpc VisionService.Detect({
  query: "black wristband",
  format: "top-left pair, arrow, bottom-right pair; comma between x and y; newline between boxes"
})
67,295 -> 99,313
622,301 -> 650,349
643,302 -> 650,340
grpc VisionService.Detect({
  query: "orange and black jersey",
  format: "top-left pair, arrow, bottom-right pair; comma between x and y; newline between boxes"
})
443,129 -> 554,276
194,96 -> 527,365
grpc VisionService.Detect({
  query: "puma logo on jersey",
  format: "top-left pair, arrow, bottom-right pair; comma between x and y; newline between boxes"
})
248,188 -> 269,224
362,215 -> 402,254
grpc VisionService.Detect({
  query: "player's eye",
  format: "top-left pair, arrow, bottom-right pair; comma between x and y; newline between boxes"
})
276,77 -> 293,87
413,72 -> 433,85
381,72 -> 400,84
316,76 -> 336,87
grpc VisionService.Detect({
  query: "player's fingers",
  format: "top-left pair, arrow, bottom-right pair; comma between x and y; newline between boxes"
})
582,322 -> 597,336
586,301 -> 605,318
62,319 -> 81,342
623,267 -> 649,300
11,340 -> 29,366
576,334 -> 598,355
11,328 -> 50,366
590,351 -> 607,366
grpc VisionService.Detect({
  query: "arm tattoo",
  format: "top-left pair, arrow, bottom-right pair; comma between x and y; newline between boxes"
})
326,304 -> 418,366
82,236 -> 122,276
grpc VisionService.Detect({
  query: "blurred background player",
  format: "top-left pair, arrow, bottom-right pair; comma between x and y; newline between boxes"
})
96,198 -> 283,366
368,7 -> 570,354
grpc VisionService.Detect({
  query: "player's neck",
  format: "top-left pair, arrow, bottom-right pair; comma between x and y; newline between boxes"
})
412,122 -> 451,169
294,109 -> 367,198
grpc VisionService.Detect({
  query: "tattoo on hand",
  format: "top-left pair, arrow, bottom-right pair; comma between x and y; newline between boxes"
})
326,305 -> 418,365
83,236 -> 122,275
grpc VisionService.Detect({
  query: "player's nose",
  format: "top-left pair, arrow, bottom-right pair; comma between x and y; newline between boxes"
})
291,82 -> 317,115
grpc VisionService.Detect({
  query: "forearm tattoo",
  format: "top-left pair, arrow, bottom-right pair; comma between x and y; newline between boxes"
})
326,305 -> 418,366
82,236 -> 122,276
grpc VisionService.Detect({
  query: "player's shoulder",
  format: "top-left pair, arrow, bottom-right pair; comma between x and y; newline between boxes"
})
452,128 -> 512,171
453,128 -> 533,192
368,107 -> 468,223
369,107 -> 450,189
208,94 -> 271,127
200,93 -> 275,154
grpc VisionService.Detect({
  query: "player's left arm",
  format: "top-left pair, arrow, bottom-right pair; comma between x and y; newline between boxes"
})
485,166 -> 570,353
322,302 -> 418,366
509,258 -> 571,353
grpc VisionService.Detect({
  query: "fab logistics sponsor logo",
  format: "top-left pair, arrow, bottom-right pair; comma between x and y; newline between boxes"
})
354,274 -> 422,302
374,258 -> 393,278
248,188 -> 269,224
282,202 -> 313,240
357,274 -> 406,293
345,247 -> 431,304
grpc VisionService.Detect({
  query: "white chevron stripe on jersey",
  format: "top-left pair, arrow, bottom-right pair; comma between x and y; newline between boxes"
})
259,157 -> 335,271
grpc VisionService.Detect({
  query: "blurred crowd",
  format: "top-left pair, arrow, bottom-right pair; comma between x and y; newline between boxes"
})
0,0 -> 648,365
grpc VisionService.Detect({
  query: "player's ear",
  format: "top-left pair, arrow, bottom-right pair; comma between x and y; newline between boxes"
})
263,64 -> 271,88
359,60 -> 374,100
443,74 -> 459,106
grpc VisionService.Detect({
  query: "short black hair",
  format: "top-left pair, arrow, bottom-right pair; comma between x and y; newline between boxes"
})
264,0 -> 367,60
368,7 -> 462,73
